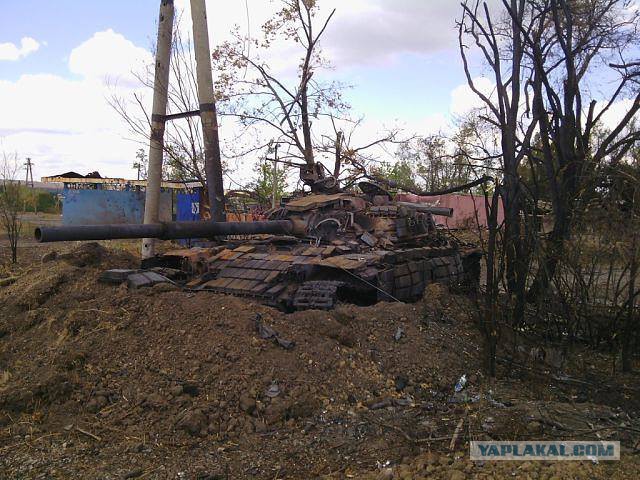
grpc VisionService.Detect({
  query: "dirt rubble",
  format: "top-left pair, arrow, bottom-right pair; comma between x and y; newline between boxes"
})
0,243 -> 639,479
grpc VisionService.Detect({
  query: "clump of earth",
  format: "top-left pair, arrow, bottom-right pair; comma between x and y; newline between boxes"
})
0,242 -> 638,478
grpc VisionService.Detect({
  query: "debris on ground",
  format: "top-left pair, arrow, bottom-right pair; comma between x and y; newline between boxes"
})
0,242 -> 638,478
126,271 -> 171,289
254,313 -> 296,350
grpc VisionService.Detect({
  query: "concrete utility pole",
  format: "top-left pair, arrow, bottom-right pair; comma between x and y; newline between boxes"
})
190,0 -> 226,222
142,0 -> 175,259
268,144 -> 280,209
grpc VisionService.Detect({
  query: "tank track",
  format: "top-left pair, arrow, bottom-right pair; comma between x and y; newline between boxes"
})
377,253 -> 465,302
293,281 -> 342,310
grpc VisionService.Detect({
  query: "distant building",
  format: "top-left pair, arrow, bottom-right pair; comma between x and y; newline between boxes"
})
42,173 -> 202,226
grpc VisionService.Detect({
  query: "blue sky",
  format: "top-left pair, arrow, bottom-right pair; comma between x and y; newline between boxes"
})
0,1 -> 504,181
0,1 -> 157,79
2,0 -> 636,183
0,1 -> 466,116
342,52 -> 465,121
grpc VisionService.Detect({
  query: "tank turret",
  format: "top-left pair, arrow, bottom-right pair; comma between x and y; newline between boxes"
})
34,174 -> 480,311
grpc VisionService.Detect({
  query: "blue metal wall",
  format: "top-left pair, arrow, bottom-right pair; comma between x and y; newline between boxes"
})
176,190 -> 201,222
175,190 -> 201,246
62,188 -> 173,225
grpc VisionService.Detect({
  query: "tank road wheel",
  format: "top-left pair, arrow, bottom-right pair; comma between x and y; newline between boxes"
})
293,281 -> 342,310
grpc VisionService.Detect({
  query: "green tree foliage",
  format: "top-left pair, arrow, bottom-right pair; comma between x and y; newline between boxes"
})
371,159 -> 419,192
21,188 -> 59,214
388,115 -> 496,194
212,0 -> 347,166
132,148 -> 148,180
249,160 -> 289,207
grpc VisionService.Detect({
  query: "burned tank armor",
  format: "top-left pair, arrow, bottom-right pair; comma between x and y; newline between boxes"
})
35,179 -> 481,311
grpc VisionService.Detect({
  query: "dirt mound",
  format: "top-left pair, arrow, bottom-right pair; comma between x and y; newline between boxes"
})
0,242 -> 135,317
57,241 -> 108,267
0,244 -> 639,478
1,261 -> 76,312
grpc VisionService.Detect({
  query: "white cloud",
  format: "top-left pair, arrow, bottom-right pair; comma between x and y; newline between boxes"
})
450,77 -> 495,117
0,3 -> 497,184
172,0 -> 485,71
596,98 -> 637,132
324,1 -> 458,67
0,37 -> 41,61
0,72 -> 149,179
68,29 -> 152,86
0,31 -> 152,180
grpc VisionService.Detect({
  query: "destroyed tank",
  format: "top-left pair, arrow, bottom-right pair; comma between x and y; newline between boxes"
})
35,178 -> 481,311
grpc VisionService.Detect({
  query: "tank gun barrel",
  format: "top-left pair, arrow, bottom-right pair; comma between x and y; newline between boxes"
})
396,202 -> 454,217
34,220 -> 294,243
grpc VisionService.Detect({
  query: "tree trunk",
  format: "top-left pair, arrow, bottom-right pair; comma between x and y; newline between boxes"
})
300,84 -> 314,166
527,212 -> 569,301
483,189 -> 501,377
527,169 -> 576,303
10,237 -> 17,264
333,131 -> 342,178
622,230 -> 638,372
502,149 -> 528,326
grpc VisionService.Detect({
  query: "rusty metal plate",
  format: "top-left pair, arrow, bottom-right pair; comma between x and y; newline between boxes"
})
233,245 -> 256,253
316,255 -> 367,270
203,278 -> 234,289
302,247 -> 325,256
218,267 -> 245,278
285,193 -> 348,212
265,284 -> 286,296
264,271 -> 280,283
322,246 -> 336,257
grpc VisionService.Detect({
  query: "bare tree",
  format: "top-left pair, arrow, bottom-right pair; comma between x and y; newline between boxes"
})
317,117 -> 403,186
459,0 -> 540,331
213,0 -> 343,171
459,0 -> 640,374
390,115 -> 500,194
212,0 -> 405,193
0,151 -> 22,264
110,21 -> 222,190
517,0 -> 640,301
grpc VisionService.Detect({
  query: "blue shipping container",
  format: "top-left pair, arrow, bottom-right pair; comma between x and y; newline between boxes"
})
62,188 -> 173,225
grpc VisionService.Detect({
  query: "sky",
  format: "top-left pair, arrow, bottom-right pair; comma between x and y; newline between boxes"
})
0,0 -> 636,186
0,0 -> 489,185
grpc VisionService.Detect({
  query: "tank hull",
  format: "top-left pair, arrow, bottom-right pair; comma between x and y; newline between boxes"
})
159,241 -> 478,311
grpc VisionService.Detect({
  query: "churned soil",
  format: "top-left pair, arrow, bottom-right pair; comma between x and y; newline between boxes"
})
0,242 -> 639,479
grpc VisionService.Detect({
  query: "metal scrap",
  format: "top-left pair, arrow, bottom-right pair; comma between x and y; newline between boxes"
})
394,326 -> 405,342
86,179 -> 481,311
99,269 -> 139,284
127,271 -> 172,289
265,382 -> 281,398
360,231 -> 377,247
254,314 -> 295,350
